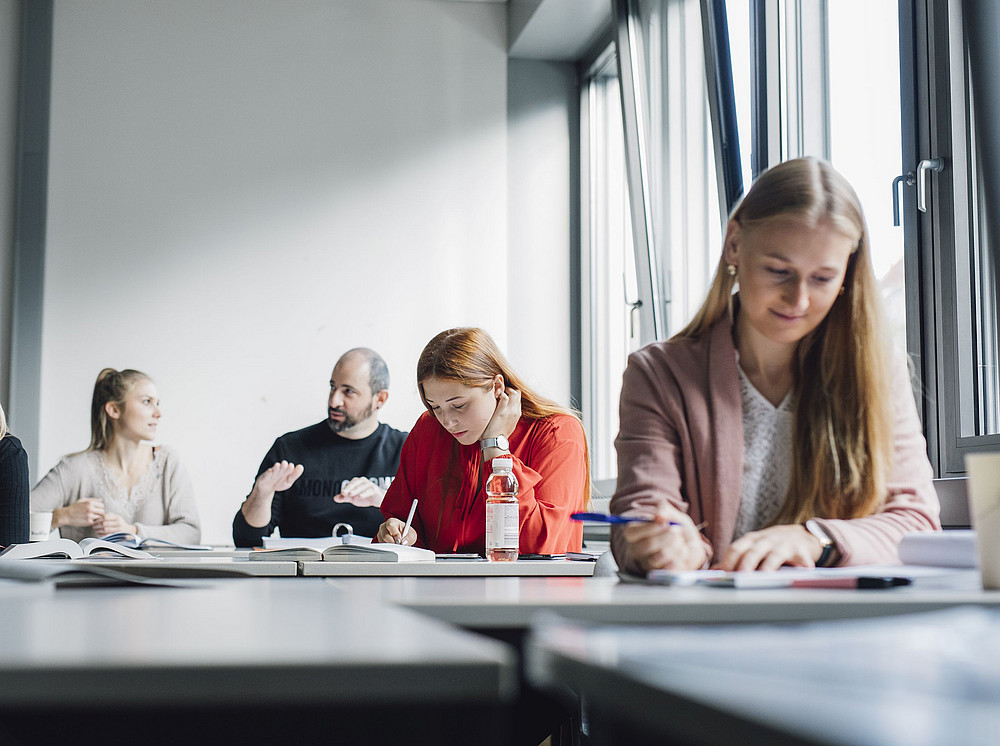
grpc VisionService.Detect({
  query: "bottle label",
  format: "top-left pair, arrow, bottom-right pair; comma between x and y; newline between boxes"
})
486,501 -> 519,551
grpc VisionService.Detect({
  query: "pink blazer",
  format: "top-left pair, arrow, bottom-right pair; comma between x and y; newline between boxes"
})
610,316 -> 940,573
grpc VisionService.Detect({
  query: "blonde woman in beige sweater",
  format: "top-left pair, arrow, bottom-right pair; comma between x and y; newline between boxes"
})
31,368 -> 201,543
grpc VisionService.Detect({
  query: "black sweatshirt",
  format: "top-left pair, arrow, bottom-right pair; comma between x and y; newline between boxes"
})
232,421 -> 406,547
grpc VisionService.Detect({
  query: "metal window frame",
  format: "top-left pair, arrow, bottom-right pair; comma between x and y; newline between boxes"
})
749,0 -> 782,178
612,0 -> 663,345
700,0 -> 744,213
905,0 -> 1000,477
579,41 -> 629,480
9,0 -> 52,477
612,0 -> 742,347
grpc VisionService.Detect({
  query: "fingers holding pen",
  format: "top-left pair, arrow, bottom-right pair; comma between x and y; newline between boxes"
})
622,499 -> 709,571
376,518 -> 404,544
376,517 -> 417,547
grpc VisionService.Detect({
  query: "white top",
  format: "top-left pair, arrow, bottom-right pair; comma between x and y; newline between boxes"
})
733,365 -> 793,540
29,446 -> 201,544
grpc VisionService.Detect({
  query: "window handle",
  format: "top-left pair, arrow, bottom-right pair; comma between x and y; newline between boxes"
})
917,157 -> 944,213
892,172 -> 915,226
628,299 -> 642,339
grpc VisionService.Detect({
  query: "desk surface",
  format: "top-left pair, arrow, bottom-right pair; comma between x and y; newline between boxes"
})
301,559 -> 596,577
0,577 -> 515,707
327,570 -> 1000,628
11,555 -> 301,577
526,607 -> 1000,746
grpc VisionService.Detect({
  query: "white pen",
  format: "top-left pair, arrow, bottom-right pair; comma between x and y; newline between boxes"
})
399,498 -> 418,545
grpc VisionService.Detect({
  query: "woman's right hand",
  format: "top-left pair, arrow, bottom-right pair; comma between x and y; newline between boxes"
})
622,498 -> 708,572
54,498 -> 105,528
376,517 -> 417,547
481,387 -> 522,441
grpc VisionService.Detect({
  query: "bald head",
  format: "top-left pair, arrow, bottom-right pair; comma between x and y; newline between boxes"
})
337,348 -> 390,395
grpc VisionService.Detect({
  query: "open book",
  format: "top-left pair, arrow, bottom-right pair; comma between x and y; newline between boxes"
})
249,542 -> 435,563
99,532 -> 213,551
0,537 -> 155,561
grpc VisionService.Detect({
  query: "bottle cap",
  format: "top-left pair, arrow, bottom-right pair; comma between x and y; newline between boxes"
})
492,457 -> 513,470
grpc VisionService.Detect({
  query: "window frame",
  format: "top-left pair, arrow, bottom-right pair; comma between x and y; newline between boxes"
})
906,0 -> 1000,476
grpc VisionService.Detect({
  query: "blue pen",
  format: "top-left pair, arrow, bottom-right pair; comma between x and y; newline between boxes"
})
571,512 -> 678,526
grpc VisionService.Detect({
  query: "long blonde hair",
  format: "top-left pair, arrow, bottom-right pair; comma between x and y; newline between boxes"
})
0,402 -> 7,440
88,368 -> 152,451
681,157 -> 892,522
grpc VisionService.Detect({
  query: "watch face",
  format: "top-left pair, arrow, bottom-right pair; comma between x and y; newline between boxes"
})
805,519 -> 833,546
496,435 -> 509,450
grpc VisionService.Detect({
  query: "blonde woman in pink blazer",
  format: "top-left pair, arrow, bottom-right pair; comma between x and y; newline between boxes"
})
611,157 -> 939,575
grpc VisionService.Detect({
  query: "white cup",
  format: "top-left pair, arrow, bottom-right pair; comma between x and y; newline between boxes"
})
966,452 -> 1000,590
28,511 -> 53,542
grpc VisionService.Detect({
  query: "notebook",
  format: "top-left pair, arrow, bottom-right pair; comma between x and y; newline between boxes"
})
898,530 -> 978,568
0,537 -> 155,561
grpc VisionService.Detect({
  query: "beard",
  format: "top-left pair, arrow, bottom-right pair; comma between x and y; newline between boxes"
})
328,401 -> 376,433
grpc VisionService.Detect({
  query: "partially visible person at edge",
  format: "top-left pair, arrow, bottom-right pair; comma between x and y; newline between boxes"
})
611,156 -> 939,575
0,402 -> 29,546
31,368 -> 201,543
377,327 -> 589,554
233,348 -> 407,547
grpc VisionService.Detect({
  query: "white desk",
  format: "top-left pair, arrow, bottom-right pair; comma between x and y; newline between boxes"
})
326,570 -> 1000,628
301,559 -> 596,577
526,607 -> 1000,745
29,556 -> 299,577
0,577 -> 516,745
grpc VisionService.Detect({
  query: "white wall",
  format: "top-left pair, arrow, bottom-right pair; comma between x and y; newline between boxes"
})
507,59 -> 577,406
38,0 -> 546,543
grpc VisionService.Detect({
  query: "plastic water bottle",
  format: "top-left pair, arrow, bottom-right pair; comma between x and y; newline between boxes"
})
486,457 -> 519,561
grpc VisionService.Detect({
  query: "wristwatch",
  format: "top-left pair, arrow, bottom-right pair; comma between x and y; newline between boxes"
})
805,519 -> 835,567
479,435 -> 510,453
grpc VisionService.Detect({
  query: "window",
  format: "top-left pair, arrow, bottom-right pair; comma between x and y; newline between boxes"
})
585,0 -> 1000,484
615,0 -> 726,341
583,0 -> 727,483
581,46 -> 639,482
906,0 -> 1000,473
827,0 -> 906,349
730,0 -> 907,350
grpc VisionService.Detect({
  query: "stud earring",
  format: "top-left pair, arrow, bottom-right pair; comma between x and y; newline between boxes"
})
839,286 -> 845,296
727,264 -> 736,277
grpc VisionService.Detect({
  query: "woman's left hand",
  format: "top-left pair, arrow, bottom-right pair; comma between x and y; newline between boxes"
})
714,524 -> 823,571
93,511 -> 137,538
481,387 -> 522,441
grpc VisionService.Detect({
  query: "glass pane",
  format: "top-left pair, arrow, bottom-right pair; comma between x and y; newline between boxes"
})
969,95 -> 1000,436
584,56 -> 640,482
827,0 -> 906,351
636,0 -> 723,338
726,0 -> 753,191
973,213 -> 999,435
